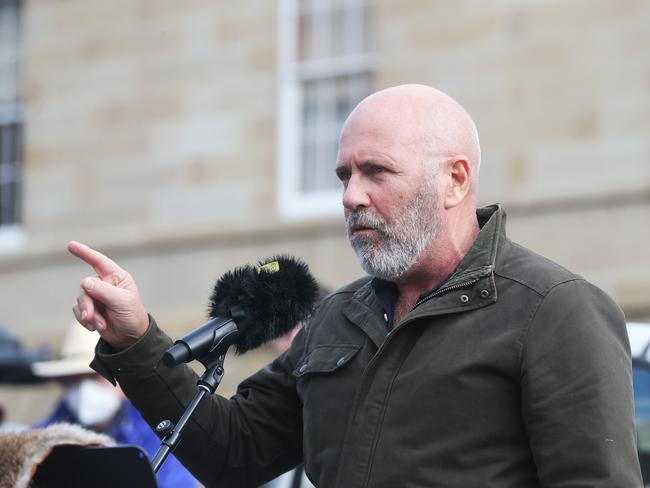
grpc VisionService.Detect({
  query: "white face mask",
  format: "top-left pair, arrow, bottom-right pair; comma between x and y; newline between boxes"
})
63,378 -> 122,427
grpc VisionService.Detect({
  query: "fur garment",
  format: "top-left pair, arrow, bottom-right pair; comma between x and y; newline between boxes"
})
0,423 -> 113,488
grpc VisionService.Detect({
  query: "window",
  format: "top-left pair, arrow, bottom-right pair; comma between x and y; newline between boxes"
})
278,0 -> 376,219
0,0 -> 22,233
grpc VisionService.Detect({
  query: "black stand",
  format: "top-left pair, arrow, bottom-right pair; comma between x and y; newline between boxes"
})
151,353 -> 226,473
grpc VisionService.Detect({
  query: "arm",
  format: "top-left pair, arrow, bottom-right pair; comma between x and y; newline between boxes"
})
68,242 -> 304,487
92,319 -> 304,487
521,279 -> 642,487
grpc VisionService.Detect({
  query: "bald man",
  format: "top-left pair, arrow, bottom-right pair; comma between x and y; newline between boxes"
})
70,85 -> 641,487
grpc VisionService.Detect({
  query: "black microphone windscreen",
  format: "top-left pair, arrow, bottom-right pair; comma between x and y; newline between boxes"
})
208,255 -> 319,354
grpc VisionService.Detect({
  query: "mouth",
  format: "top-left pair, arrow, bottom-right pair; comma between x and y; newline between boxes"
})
350,225 -> 377,236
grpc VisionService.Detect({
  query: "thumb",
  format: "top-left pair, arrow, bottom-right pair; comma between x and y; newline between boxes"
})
81,277 -> 126,305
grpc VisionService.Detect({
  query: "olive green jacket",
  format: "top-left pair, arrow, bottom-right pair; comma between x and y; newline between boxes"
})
93,204 -> 642,487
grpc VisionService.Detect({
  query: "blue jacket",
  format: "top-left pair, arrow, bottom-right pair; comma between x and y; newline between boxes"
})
36,399 -> 197,487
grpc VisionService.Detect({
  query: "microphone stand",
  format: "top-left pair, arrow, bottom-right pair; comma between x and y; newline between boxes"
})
150,351 -> 227,473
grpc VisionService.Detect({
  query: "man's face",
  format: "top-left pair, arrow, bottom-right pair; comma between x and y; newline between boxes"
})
336,115 -> 442,281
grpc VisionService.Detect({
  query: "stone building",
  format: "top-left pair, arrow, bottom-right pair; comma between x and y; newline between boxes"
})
1,0 -> 649,422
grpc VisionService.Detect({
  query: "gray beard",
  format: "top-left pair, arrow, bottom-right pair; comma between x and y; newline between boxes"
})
346,187 -> 440,281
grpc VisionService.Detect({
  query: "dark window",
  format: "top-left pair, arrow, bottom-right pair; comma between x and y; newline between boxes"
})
0,0 -> 21,227
0,121 -> 21,225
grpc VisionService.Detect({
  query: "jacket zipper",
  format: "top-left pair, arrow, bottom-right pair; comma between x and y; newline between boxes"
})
412,265 -> 494,311
412,277 -> 480,309
337,268 -> 494,486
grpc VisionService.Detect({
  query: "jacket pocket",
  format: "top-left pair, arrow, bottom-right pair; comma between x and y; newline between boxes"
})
293,344 -> 361,377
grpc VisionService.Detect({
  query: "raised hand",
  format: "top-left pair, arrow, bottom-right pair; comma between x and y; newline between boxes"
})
68,241 -> 150,349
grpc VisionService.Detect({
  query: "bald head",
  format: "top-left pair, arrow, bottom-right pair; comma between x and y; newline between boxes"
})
337,85 -> 482,284
341,84 -> 481,188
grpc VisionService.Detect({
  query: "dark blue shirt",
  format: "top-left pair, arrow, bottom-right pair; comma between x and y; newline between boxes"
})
371,272 -> 455,331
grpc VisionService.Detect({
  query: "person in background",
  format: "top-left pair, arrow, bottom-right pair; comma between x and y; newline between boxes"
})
0,325 -> 49,432
32,322 -> 197,488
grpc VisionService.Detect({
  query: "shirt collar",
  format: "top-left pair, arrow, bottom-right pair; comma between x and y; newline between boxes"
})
371,269 -> 456,331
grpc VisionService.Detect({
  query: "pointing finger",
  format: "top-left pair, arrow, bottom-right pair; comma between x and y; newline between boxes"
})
67,241 -> 122,280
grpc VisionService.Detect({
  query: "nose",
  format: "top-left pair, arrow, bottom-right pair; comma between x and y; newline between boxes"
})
342,174 -> 370,212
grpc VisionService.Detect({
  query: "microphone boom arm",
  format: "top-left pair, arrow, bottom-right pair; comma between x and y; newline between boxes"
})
153,310 -> 246,473
151,353 -> 227,473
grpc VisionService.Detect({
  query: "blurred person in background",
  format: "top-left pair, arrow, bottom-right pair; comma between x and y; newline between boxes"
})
31,323 -> 197,488
0,325 -> 50,432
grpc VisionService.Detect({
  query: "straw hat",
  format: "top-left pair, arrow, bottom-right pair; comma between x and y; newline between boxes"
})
31,324 -> 99,378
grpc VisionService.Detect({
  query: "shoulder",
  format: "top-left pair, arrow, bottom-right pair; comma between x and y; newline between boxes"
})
303,276 -> 372,332
329,276 -> 373,296
313,276 -> 372,311
495,236 -> 582,296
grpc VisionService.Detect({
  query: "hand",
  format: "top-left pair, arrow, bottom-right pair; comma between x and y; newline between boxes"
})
68,241 -> 149,349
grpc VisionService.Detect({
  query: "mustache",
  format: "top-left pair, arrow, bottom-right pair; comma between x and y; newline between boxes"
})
346,211 -> 390,238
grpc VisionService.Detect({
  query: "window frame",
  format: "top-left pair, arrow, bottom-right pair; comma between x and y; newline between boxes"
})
276,0 -> 376,220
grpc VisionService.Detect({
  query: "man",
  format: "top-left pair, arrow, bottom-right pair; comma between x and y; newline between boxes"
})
69,84 -> 642,487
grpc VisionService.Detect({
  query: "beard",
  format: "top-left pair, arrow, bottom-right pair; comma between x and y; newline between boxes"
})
346,180 -> 441,281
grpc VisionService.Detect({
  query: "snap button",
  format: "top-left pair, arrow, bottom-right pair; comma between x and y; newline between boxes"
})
336,356 -> 346,367
298,364 -> 308,374
480,289 -> 490,298
459,294 -> 470,304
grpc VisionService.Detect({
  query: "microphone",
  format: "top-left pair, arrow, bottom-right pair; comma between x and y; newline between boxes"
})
162,255 -> 318,367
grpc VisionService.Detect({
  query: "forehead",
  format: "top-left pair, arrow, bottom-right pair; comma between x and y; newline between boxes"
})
337,116 -> 422,170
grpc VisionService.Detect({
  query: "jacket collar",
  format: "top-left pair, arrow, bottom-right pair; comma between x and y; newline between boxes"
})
343,204 -> 504,347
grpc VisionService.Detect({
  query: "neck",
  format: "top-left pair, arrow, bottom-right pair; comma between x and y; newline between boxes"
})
394,209 -> 480,298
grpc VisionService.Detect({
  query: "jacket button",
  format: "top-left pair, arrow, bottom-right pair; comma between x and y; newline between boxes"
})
298,364 -> 308,374
480,289 -> 490,298
459,294 -> 470,304
336,356 -> 346,367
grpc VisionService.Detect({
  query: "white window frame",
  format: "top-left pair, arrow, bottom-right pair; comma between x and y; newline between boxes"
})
276,0 -> 376,220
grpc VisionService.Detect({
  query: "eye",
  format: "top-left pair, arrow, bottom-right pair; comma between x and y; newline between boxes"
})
336,167 -> 351,182
366,163 -> 388,176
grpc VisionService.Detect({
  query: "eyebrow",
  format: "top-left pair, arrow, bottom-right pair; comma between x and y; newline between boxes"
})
335,165 -> 350,178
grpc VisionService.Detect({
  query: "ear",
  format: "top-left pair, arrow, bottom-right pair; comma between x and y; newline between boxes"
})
443,156 -> 472,209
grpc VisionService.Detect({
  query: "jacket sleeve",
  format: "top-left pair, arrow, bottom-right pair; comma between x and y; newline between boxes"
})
521,279 -> 643,487
91,317 -> 305,488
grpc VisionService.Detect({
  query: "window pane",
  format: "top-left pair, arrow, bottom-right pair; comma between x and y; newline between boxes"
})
300,72 -> 371,194
0,0 -> 18,103
302,80 -> 319,127
0,122 -> 20,226
301,139 -> 317,192
300,72 -> 371,193
298,12 -> 312,62
312,1 -> 332,61
362,1 -> 375,54
331,5 -> 346,58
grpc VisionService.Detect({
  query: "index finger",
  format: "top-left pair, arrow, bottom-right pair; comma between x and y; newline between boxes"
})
67,241 -> 122,278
